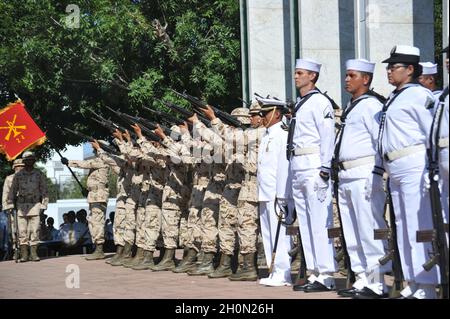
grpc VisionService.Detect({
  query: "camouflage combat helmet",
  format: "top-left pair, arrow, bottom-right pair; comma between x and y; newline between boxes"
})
231,107 -> 251,125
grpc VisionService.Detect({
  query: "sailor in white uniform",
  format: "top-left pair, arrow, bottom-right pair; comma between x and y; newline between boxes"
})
256,96 -> 293,287
418,62 -> 442,99
334,59 -> 390,299
378,45 -> 438,299
288,58 -> 337,292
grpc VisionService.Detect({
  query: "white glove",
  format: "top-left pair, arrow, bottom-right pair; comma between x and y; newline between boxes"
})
314,175 -> 329,202
423,172 -> 431,193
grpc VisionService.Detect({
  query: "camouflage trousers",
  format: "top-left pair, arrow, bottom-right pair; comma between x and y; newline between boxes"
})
199,180 -> 224,253
123,197 -> 137,245
237,201 -> 259,254
17,215 -> 40,246
113,197 -> 126,246
161,201 -> 182,249
217,186 -> 240,255
183,184 -> 207,251
88,202 -> 106,244
135,193 -> 162,252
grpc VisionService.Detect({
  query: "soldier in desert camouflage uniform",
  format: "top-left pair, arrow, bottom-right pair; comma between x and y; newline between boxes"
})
62,151 -> 110,260
7,151 -> 48,262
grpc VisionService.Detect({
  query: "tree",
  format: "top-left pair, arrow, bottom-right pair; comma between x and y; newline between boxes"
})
0,0 -> 241,160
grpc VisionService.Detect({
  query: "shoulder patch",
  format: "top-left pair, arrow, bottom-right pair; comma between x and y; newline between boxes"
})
324,110 -> 334,119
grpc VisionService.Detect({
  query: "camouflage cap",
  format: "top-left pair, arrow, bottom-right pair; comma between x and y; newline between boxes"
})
249,101 -> 261,115
231,107 -> 251,125
22,150 -> 36,160
12,158 -> 25,168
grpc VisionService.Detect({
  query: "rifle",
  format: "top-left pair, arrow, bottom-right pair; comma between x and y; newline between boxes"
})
122,112 -> 181,142
329,164 -> 355,288
47,138 -> 88,197
157,99 -> 211,127
321,90 -> 341,110
292,225 -> 307,286
385,182 -> 404,298
172,90 -> 246,129
63,127 -> 120,155
141,106 -> 188,127
418,90 -> 449,299
103,106 -> 161,143
7,210 -> 19,262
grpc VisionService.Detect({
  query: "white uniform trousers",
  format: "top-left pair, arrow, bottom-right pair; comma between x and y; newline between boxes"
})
385,151 -> 439,288
338,176 -> 389,293
259,200 -> 292,283
292,168 -> 337,276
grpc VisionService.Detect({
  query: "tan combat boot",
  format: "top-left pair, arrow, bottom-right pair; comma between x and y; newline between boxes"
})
151,248 -> 176,271
29,245 -> 40,262
131,250 -> 155,270
110,242 -> 132,266
229,253 -> 258,281
85,244 -> 105,260
173,248 -> 198,273
19,245 -> 29,262
208,253 -> 232,278
187,252 -> 215,276
123,247 -> 145,268
106,245 -> 123,264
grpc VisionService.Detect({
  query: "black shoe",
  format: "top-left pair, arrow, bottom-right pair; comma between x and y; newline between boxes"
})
352,287 -> 388,299
337,287 -> 360,297
304,281 -> 333,293
293,282 -> 313,292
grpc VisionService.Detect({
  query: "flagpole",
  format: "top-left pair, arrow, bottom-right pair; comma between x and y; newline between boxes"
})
46,138 -> 88,197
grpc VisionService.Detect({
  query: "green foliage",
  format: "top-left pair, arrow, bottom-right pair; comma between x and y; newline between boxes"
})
59,175 -> 88,200
0,0 -> 242,161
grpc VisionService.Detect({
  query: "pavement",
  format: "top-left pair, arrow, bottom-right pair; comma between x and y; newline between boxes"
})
0,250 -> 379,299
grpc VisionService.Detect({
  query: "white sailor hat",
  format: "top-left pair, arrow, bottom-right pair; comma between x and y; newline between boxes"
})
382,45 -> 420,64
346,59 -> 376,73
295,58 -> 322,73
419,62 -> 438,75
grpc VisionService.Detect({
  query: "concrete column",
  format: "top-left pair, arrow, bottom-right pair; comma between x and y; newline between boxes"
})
246,0 -> 293,100
364,0 -> 435,96
297,0 -> 355,106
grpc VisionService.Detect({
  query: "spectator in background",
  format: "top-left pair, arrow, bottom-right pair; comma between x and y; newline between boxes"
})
76,209 -> 88,226
46,217 -> 59,241
60,212 -> 70,229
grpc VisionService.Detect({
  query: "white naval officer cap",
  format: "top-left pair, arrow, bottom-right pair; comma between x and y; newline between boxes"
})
346,59 -> 376,73
419,62 -> 438,75
382,45 -> 420,64
255,96 -> 289,113
295,58 -> 322,73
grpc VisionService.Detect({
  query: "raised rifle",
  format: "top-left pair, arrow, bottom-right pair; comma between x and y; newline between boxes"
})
141,106 -> 188,127
103,106 -> 161,143
172,90 -> 245,129
63,127 -> 120,155
122,113 -> 182,142
157,99 -> 211,127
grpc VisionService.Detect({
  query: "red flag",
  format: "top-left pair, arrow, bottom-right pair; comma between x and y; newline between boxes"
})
0,100 -> 46,161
